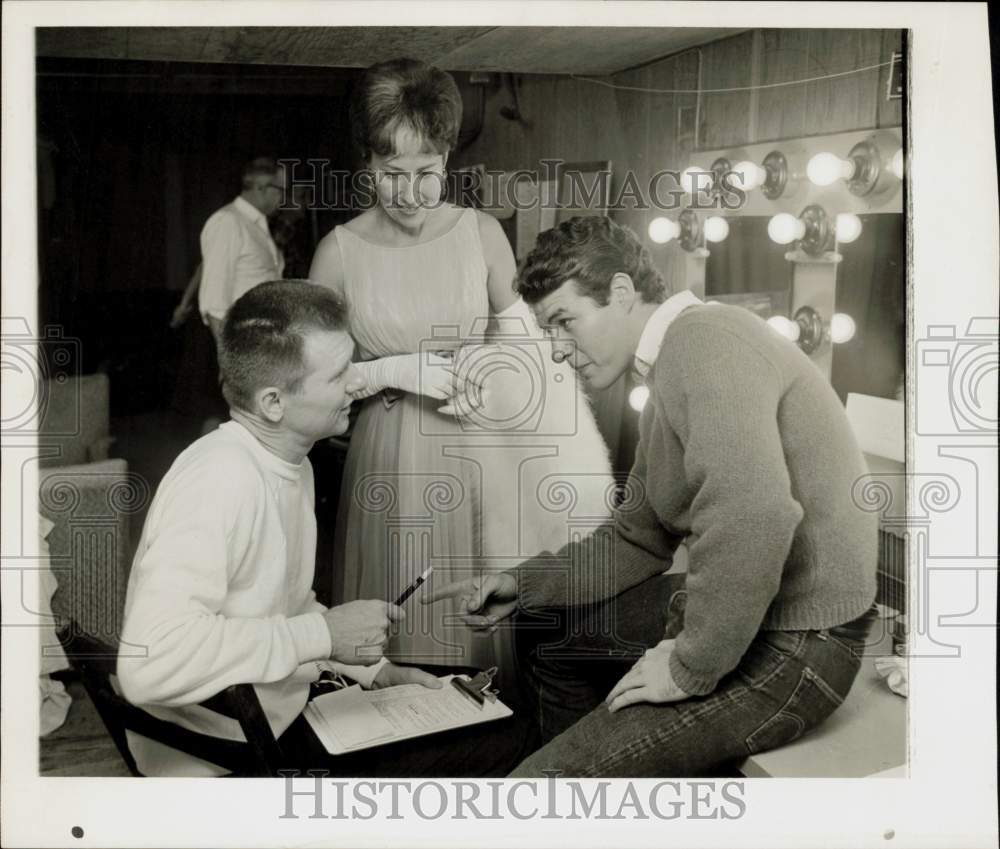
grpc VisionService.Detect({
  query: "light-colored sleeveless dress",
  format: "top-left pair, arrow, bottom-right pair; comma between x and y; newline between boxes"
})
333,208 -> 614,676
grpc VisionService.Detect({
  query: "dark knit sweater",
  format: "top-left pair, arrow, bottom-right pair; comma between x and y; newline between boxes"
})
516,304 -> 878,696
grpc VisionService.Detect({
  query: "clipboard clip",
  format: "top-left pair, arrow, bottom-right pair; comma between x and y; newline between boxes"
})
451,666 -> 499,708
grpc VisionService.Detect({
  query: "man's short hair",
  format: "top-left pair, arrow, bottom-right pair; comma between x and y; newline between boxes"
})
220,280 -> 349,412
241,156 -> 280,189
349,57 -> 462,160
516,216 -> 667,307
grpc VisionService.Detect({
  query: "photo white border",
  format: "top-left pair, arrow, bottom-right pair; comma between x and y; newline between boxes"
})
3,2 -> 997,847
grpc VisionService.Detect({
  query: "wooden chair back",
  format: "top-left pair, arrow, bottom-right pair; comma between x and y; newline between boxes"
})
41,459 -> 284,776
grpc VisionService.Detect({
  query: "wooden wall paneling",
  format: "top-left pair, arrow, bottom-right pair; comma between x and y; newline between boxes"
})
509,75 -> 542,168
453,28 -> 903,275
641,59 -> 676,283
757,28 -> 810,143
588,79 -> 624,182
672,49 -> 700,166
746,30 -> 764,143
854,29 -> 885,132
608,63 -> 651,239
513,74 -> 540,167
569,65 -> 650,475
597,76 -> 631,206
586,63 -> 652,472
878,30 -> 904,127
646,61 -> 676,193
457,76 -> 524,173
530,76 -> 556,165
543,76 -> 570,159
562,75 -> 585,162
698,32 -> 755,149
804,29 -> 879,135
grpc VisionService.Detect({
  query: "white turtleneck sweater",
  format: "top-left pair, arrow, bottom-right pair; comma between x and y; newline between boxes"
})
118,420 -> 380,776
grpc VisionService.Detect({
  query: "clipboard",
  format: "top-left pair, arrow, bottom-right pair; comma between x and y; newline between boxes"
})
303,673 -> 512,755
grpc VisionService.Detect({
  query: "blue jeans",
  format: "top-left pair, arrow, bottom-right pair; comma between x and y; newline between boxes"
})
508,573 -> 873,777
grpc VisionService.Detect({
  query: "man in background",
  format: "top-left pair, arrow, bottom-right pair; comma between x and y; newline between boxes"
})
198,157 -> 286,348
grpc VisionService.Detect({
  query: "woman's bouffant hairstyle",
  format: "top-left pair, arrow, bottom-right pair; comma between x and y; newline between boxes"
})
349,58 -> 463,160
516,216 -> 667,307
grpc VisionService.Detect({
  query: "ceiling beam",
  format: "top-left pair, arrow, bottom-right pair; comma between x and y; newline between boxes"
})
36,26 -> 743,76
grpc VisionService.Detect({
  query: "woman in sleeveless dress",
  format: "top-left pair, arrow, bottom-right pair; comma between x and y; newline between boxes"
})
309,58 -> 613,677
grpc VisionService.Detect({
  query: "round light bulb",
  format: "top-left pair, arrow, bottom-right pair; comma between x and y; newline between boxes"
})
703,216 -> 730,243
679,166 -> 708,196
835,213 -> 863,244
648,216 -> 680,244
830,313 -> 857,344
806,152 -> 854,187
890,148 -> 905,180
629,385 -> 650,412
767,213 -> 806,245
766,315 -> 800,342
732,160 -> 766,191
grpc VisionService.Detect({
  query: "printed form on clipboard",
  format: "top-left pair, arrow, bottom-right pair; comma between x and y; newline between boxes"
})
304,674 -> 512,755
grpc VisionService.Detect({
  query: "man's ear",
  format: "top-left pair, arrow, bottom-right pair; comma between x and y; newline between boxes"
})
255,386 -> 285,424
609,272 -> 638,311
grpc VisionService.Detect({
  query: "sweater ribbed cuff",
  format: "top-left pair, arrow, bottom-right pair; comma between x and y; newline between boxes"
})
668,649 -> 719,697
287,612 -> 332,664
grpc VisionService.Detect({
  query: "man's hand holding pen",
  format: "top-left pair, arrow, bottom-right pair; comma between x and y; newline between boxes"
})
322,600 -> 403,664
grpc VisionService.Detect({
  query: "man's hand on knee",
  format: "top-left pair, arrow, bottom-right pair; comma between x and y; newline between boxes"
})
605,639 -> 691,713
322,600 -> 403,664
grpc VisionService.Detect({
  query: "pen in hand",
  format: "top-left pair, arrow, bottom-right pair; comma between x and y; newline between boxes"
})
394,567 -> 433,606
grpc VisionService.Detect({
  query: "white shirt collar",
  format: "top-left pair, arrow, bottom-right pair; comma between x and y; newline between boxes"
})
633,290 -> 706,378
233,195 -> 268,229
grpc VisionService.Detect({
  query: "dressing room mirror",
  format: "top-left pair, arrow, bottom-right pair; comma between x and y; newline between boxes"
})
705,214 -> 905,402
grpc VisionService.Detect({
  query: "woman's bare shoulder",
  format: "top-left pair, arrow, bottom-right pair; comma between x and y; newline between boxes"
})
310,227 -> 346,289
474,208 -> 507,244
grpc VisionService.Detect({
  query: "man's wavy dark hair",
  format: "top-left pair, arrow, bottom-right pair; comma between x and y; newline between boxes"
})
515,216 -> 667,306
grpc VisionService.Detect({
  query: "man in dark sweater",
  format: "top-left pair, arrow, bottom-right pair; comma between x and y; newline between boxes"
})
426,216 -> 878,776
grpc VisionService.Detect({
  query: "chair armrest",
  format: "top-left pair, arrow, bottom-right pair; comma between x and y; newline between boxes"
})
201,684 -> 285,776
58,627 -> 285,775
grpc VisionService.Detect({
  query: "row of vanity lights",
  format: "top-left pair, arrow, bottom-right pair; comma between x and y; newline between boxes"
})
647,205 -> 865,253
647,137 -> 905,255
630,139 -> 906,401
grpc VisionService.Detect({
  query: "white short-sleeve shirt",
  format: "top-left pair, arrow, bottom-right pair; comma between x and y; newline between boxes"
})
198,196 -> 284,323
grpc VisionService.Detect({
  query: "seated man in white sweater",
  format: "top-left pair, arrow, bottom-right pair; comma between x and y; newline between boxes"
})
118,279 -> 535,777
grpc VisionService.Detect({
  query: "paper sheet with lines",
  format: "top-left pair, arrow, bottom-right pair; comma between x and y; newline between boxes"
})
304,676 -> 512,755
